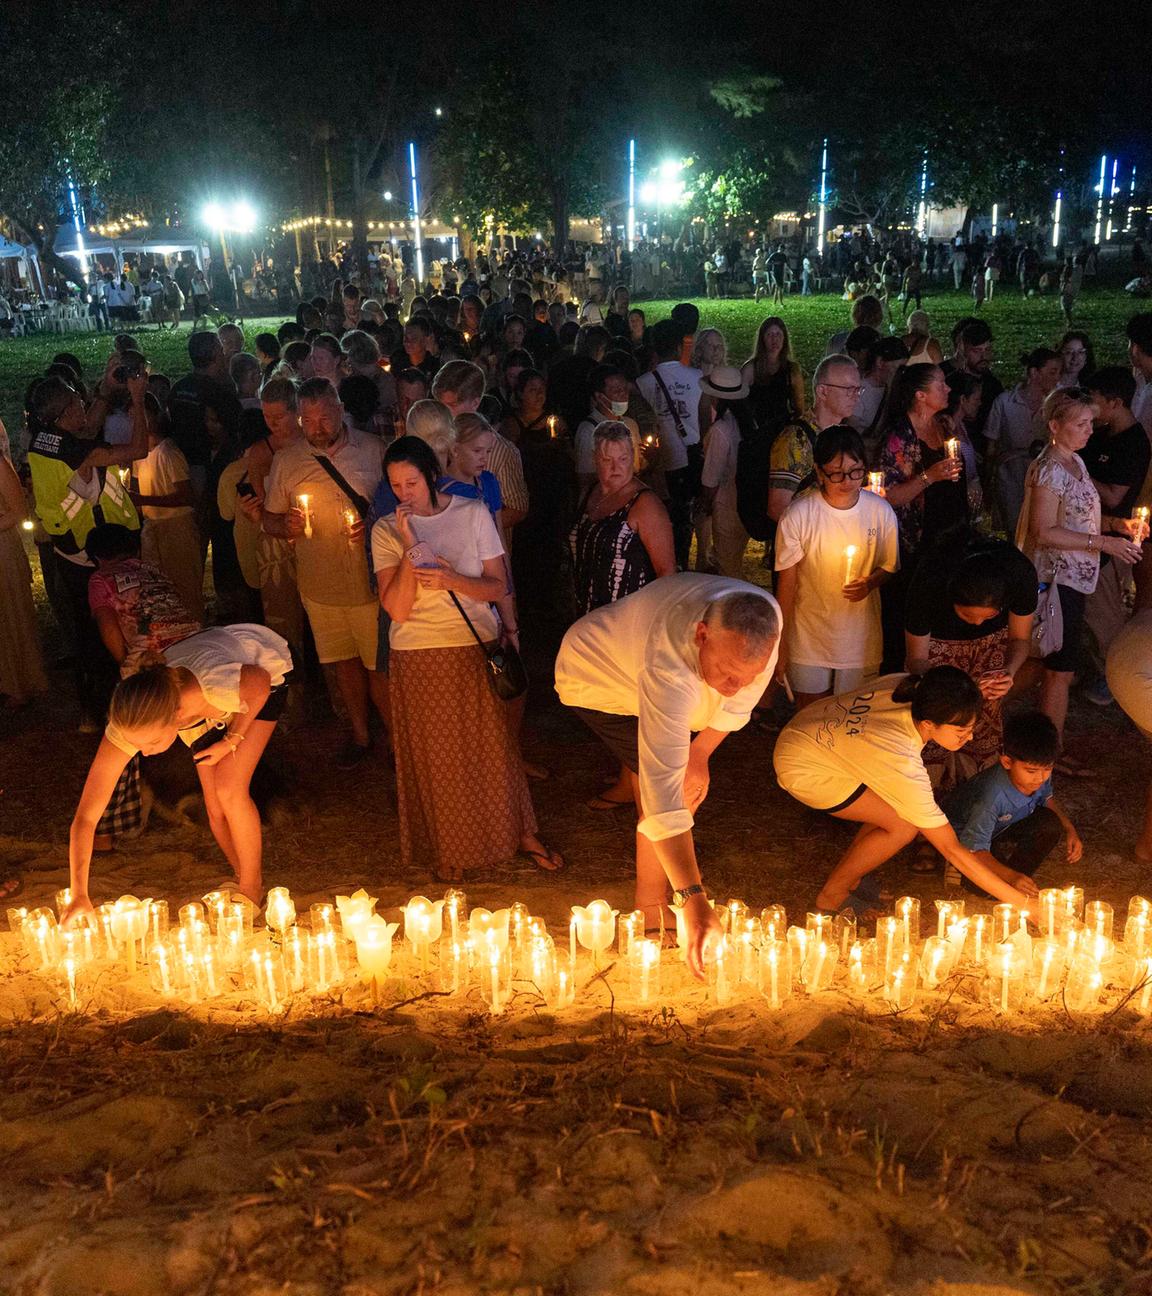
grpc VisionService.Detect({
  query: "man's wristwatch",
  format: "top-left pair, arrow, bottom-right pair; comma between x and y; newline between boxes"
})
672,884 -> 707,905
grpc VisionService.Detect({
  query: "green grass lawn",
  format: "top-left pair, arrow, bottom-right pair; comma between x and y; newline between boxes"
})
1,287 -> 1140,457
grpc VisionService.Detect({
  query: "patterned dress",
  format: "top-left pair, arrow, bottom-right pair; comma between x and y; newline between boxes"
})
571,486 -> 658,616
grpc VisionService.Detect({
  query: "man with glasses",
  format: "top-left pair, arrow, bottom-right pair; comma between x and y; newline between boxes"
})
27,374 -> 146,729
767,354 -> 863,528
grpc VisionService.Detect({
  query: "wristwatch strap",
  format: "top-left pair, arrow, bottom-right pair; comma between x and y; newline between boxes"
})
672,884 -> 706,905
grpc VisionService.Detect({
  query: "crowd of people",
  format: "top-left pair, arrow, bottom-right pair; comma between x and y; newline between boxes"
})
4,270 -> 1152,975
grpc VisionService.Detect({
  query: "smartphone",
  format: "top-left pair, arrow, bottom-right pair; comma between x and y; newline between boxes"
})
236,480 -> 256,499
406,541 -> 437,568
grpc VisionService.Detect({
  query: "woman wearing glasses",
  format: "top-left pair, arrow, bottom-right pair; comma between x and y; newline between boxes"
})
773,425 -> 899,710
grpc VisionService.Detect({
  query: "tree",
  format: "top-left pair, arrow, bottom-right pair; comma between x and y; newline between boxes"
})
0,2 -> 122,289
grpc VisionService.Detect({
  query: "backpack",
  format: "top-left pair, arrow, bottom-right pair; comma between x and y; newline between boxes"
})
736,415 -> 815,543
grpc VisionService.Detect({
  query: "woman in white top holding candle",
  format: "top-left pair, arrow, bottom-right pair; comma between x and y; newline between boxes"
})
773,424 -> 899,710
773,667 -> 1036,914
372,436 -> 562,881
1017,386 -> 1144,769
63,624 -> 293,924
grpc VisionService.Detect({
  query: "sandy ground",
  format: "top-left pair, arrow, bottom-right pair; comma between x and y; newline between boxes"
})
1,668 -> 1151,1295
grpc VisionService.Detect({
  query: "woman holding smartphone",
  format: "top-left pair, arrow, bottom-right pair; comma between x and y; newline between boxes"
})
372,437 -> 562,881
62,624 -> 293,923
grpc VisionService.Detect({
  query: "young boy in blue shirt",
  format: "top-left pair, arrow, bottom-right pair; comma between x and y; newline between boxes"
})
941,711 -> 1082,897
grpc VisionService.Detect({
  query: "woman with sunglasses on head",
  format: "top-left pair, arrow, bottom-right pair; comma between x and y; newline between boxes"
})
773,425 -> 899,711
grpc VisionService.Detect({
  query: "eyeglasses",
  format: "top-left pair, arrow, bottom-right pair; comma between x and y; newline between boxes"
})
820,382 -> 864,395
819,466 -> 866,483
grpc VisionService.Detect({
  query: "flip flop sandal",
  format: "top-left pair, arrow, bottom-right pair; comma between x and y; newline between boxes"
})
586,794 -> 633,811
517,846 -> 567,873
911,845 -> 940,875
0,874 -> 25,903
836,872 -> 885,918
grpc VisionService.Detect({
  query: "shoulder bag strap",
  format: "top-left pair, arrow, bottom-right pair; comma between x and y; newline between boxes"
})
650,367 -> 689,439
314,454 -> 370,517
447,590 -> 491,653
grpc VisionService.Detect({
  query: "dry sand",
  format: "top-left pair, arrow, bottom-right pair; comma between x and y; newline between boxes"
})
0,684 -> 1150,1295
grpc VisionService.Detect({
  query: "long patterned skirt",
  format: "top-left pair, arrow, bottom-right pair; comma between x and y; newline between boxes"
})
390,644 -> 537,879
921,627 -> 1009,795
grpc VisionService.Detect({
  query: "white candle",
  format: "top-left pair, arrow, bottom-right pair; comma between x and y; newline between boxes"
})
842,544 -> 858,588
297,493 -> 313,539
945,437 -> 959,461
866,471 -> 885,496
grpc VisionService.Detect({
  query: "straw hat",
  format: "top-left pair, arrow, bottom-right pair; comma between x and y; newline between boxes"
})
699,364 -> 750,401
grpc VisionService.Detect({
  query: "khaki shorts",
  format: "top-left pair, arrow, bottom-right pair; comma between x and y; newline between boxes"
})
773,728 -> 866,814
788,663 -> 879,696
301,597 -> 379,669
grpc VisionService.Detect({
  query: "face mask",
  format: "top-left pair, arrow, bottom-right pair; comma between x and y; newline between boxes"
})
609,400 -> 629,416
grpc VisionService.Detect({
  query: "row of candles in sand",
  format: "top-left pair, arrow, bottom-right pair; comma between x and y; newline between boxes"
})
7,886 -> 1152,1019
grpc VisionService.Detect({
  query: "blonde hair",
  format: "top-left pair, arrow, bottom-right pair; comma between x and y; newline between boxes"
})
108,665 -> 181,734
1043,386 -> 1095,429
691,327 -> 727,373
407,398 -> 457,467
453,412 -> 495,445
431,359 -> 486,405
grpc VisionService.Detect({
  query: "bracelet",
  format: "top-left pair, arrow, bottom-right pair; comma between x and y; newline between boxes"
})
919,472 -> 930,487
672,883 -> 707,905
1086,535 -> 1097,553
225,731 -> 246,753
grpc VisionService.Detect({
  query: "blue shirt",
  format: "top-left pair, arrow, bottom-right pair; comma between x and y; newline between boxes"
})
438,471 -> 502,518
941,763 -> 1053,853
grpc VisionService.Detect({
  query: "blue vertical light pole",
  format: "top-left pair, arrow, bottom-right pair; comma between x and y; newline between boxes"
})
627,138 -> 636,252
1052,145 -> 1065,250
1127,164 -> 1138,232
67,173 -> 88,274
817,137 -> 828,248
916,150 -> 928,237
1106,157 -> 1119,239
1094,153 -> 1107,245
408,141 -> 424,286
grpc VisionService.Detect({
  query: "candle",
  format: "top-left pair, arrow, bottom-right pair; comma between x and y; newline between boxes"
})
726,898 -> 748,934
55,887 -> 72,917
944,436 -> 959,461
264,887 -> 296,937
283,926 -> 311,992
866,471 -> 885,496
402,895 -> 445,972
111,896 -> 148,975
6,905 -> 28,933
199,946 -> 221,997
487,942 -> 503,1014
548,415 -> 557,439
572,900 -> 618,969
1133,956 -> 1152,1014
710,935 -> 730,1004
759,939 -> 790,1008
355,916 -> 396,1003
1039,888 -> 1063,937
934,898 -> 964,939
1062,886 -> 1084,921
1084,900 -> 1113,942
179,902 -> 206,930
846,939 -> 876,992
884,952 -> 915,1010
343,508 -> 358,538
619,910 -> 643,959
297,493 -> 313,539
759,905 -> 786,943
919,935 -> 955,989
309,903 -> 336,934
444,888 -> 467,944
803,940 -> 836,993
1124,909 -> 1150,960
1136,505 -> 1150,541
1064,951 -> 1104,1013
787,925 -> 810,984
63,956 -> 78,1011
629,937 -> 661,1004
149,941 -> 173,995
992,903 -> 1017,943
1032,938 -> 1064,1001
895,896 -> 920,947
992,943 -> 1015,1015
878,917 -> 906,979
841,543 -> 858,588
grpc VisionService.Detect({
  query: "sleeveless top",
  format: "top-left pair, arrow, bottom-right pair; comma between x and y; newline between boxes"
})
906,338 -> 934,365
747,363 -> 798,438
570,485 -> 657,616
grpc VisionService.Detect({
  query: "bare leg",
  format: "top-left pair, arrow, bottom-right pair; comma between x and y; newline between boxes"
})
627,770 -> 673,930
366,667 -> 391,740
196,765 -> 241,878
814,788 -> 919,910
334,657 -> 370,745
201,719 -> 276,904
1039,668 -> 1073,739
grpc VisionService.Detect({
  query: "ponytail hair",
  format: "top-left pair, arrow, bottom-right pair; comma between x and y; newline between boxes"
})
891,665 -> 981,726
108,664 -> 181,735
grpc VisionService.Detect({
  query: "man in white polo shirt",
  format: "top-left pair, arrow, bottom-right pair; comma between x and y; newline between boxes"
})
263,377 -> 388,768
556,572 -> 780,977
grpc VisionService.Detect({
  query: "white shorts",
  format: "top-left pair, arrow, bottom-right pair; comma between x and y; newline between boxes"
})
301,597 -> 379,669
773,728 -> 866,814
788,663 -> 879,696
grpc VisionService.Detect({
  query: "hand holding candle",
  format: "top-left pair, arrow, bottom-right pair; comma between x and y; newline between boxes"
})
296,493 -> 313,539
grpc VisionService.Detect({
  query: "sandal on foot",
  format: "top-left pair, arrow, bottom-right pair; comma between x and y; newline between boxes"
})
644,925 -> 678,949
517,845 -> 566,873
911,844 -> 940,875
0,874 -> 24,903
1055,755 -> 1093,779
586,793 -> 632,811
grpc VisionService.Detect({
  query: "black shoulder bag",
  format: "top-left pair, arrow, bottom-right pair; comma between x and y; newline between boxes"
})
314,454 -> 370,517
447,592 -> 528,702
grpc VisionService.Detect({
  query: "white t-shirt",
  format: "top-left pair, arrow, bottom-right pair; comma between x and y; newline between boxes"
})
701,410 -> 740,510
775,489 -> 899,669
264,428 -> 384,606
137,439 -> 193,521
1107,608 -> 1152,737
636,362 -> 702,473
103,409 -> 134,446
371,495 -> 505,650
1132,378 -> 1152,439
104,624 -> 292,756
777,674 -> 949,830
555,573 -> 780,841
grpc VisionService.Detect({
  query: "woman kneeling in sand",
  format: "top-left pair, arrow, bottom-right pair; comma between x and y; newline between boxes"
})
63,625 -> 292,923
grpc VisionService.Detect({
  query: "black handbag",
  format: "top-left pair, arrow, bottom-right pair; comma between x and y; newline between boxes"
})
448,592 -> 528,701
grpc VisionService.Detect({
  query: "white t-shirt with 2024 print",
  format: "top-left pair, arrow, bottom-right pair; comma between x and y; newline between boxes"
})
775,488 -> 899,670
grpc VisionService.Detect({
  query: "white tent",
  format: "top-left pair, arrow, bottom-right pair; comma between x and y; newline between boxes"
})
52,225 -> 209,271
0,234 -> 36,287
